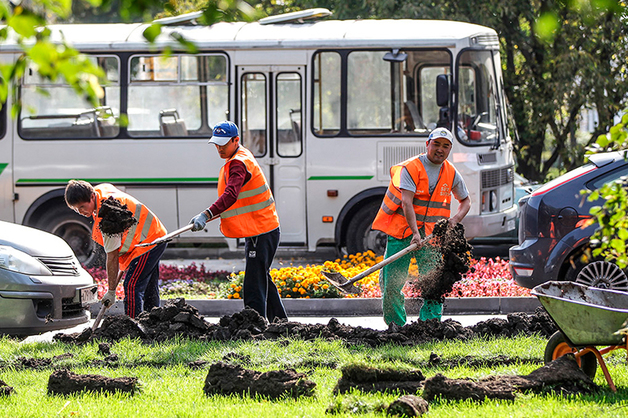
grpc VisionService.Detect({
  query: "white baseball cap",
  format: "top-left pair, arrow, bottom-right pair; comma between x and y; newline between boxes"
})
428,128 -> 454,143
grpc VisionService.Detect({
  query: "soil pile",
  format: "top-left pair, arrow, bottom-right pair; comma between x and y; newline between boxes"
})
97,196 -> 137,235
203,361 -> 316,399
54,303 -> 557,346
422,354 -> 599,402
413,220 -> 473,302
47,369 -> 138,396
333,365 -> 425,394
0,380 -> 14,396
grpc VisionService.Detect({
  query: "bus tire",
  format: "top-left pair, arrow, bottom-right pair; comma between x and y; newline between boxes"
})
35,204 -> 105,268
543,331 -> 597,379
345,200 -> 387,256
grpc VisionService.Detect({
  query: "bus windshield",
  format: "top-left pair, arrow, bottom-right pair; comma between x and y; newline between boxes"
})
456,50 -> 500,146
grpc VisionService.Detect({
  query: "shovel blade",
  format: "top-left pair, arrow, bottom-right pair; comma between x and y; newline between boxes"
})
321,271 -> 361,295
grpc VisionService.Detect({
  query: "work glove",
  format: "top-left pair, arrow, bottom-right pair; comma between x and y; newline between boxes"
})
101,290 -> 116,308
190,211 -> 210,232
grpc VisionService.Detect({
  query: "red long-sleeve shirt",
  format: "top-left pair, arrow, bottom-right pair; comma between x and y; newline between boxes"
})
208,159 -> 251,216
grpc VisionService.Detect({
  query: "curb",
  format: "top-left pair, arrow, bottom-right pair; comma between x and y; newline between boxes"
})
90,297 -> 541,317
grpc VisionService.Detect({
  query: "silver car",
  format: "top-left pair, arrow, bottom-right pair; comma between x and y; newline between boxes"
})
0,220 -> 97,336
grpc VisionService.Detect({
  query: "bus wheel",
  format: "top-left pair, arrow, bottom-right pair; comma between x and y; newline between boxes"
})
345,201 -> 386,256
543,331 -> 597,379
35,205 -> 105,268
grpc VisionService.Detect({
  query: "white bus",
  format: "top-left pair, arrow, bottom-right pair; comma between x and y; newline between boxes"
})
0,10 -> 518,266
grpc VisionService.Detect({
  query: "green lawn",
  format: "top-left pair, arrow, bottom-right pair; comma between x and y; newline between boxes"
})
1,335 -> 628,417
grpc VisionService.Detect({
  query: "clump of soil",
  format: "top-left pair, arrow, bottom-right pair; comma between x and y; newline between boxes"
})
333,364 -> 425,394
414,220 -> 473,302
0,380 -> 15,396
387,395 -> 429,417
203,361 -> 316,399
422,354 -> 599,402
54,303 -> 557,348
47,369 -> 139,396
97,196 -> 137,235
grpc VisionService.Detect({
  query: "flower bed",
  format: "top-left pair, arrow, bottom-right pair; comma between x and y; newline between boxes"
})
87,252 -> 529,301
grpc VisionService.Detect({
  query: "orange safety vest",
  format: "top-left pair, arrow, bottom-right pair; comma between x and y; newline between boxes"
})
372,156 -> 455,239
217,147 -> 280,238
92,184 -> 167,270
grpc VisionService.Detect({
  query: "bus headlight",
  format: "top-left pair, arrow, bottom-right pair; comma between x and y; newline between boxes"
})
0,246 -> 52,276
490,190 -> 498,212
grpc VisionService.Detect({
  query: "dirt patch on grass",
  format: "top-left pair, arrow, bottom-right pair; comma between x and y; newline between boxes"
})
422,354 -> 599,402
203,361 -> 316,399
47,369 -> 139,396
333,364 -> 425,394
54,300 -> 556,348
0,380 -> 15,396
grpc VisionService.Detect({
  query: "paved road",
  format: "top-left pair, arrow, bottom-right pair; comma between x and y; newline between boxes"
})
22,314 -> 506,344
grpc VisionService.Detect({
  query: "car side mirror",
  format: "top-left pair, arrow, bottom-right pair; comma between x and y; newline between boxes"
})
436,74 -> 450,107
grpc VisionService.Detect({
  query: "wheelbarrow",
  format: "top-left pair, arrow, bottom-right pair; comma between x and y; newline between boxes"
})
532,281 -> 628,392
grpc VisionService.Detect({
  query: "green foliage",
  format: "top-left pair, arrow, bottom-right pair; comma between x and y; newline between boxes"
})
586,111 -> 628,268
0,0 -> 257,113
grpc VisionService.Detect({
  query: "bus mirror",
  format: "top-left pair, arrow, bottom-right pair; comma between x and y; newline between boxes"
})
436,74 -> 450,107
383,49 -> 408,62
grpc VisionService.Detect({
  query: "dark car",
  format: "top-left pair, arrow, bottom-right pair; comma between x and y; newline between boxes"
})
510,151 -> 628,290
0,221 -> 98,336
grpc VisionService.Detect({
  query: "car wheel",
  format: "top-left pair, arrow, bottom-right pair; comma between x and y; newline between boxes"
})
345,201 -> 387,256
566,256 -> 628,291
544,331 -> 597,379
36,205 -> 105,268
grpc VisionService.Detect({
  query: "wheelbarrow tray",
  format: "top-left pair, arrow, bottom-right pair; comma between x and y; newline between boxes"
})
531,281 -> 628,346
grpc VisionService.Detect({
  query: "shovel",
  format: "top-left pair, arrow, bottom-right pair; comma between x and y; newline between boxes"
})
91,270 -> 124,332
136,216 -> 218,248
322,234 -> 434,295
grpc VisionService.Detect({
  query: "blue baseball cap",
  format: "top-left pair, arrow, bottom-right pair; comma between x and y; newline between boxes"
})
209,121 -> 239,146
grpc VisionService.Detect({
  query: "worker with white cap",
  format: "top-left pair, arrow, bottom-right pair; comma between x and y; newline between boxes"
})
372,127 -> 471,326
189,121 -> 287,323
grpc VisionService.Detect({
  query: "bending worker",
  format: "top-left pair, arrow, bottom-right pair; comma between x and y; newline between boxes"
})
189,121 -> 287,323
65,180 -> 168,318
372,128 -> 471,326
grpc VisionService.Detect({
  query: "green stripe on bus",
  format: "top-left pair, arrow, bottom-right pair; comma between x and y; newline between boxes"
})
16,177 -> 219,184
0,163 -> 7,176
308,175 -> 373,180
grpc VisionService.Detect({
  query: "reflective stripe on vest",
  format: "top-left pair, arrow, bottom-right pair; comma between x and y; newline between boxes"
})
217,147 -> 280,238
371,156 -> 455,239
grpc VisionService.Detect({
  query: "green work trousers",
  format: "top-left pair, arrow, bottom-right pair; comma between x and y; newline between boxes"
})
379,234 -> 442,326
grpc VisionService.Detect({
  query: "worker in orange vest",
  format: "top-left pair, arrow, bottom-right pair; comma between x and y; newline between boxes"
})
372,128 -> 471,326
65,180 -> 168,318
190,121 -> 287,323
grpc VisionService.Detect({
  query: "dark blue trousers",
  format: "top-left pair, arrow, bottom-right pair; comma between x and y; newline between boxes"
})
244,227 -> 287,322
123,242 -> 167,318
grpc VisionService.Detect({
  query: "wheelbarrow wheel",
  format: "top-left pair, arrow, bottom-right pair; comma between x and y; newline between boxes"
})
543,331 -> 597,379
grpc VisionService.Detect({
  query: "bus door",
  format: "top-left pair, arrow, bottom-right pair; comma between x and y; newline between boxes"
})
237,65 -> 306,245
0,86 -> 13,221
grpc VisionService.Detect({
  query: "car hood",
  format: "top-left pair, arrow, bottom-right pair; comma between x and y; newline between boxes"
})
0,221 -> 73,257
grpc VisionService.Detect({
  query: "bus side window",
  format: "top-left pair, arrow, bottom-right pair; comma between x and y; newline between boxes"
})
313,51 -> 340,136
276,72 -> 302,157
19,56 -> 120,140
0,100 -> 5,140
128,54 -> 228,138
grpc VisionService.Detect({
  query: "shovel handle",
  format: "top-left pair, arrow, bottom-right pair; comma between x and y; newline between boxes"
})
91,304 -> 107,332
344,233 -> 435,287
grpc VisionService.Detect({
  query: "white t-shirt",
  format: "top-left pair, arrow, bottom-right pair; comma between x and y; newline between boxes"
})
103,233 -> 122,253
399,154 -> 469,201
